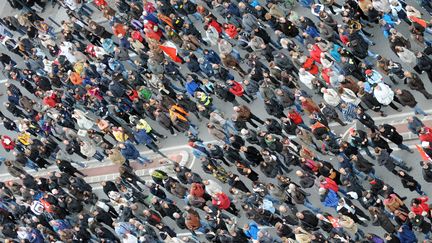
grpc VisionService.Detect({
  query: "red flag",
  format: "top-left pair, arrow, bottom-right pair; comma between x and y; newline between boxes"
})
416,144 -> 431,162
159,42 -> 183,63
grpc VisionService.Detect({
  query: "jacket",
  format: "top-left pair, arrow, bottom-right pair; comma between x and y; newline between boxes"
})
108,148 -> 126,165
120,141 -> 140,160
235,105 -> 252,120
134,129 -> 153,145
396,89 -> 417,108
321,189 -> 339,208
374,83 -> 394,106
339,215 -> 358,235
212,192 -> 231,210
80,140 -> 97,158
397,224 -> 417,243
411,196 -> 429,215
228,81 -> 244,96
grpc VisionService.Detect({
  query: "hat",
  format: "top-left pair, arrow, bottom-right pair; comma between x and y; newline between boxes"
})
365,69 -> 373,75
422,141 -> 430,148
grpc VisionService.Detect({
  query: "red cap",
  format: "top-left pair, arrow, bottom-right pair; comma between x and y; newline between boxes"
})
365,69 -> 373,75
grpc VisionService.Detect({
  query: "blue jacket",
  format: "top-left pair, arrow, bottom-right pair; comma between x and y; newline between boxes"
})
204,50 -> 221,64
29,229 -> 45,243
121,141 -> 140,159
200,61 -> 214,77
135,129 -> 153,145
244,222 -> 259,240
322,189 -> 339,208
186,80 -> 201,96
397,224 -> 417,243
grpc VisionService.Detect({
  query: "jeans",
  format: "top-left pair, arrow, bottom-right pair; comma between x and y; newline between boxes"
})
137,156 -> 151,164
26,159 -> 39,171
359,31 -> 374,45
298,122 -> 312,131
188,123 -> 199,136
414,105 -> 428,116
72,160 -> 87,168
93,151 -> 104,162
304,198 -> 322,213
397,143 -> 412,152
231,49 -> 241,60
223,121 -> 238,135
361,146 -> 376,159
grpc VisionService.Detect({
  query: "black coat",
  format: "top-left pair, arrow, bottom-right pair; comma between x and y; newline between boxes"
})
396,89 -> 417,108
243,146 -> 263,165
380,124 -> 403,145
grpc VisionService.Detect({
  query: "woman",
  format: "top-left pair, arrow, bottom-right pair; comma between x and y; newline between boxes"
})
420,161 -> 432,182
369,206 -> 396,233
72,109 -> 94,131
395,46 -> 416,64
398,170 -> 425,195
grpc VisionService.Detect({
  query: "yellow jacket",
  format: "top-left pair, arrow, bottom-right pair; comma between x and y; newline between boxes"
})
136,119 -> 152,132
112,130 -> 129,142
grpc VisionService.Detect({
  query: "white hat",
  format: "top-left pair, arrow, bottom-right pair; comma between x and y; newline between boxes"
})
422,141 -> 430,148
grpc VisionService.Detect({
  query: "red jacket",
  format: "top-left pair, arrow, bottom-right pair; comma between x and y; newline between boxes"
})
287,111 -> 303,125
224,24 -> 238,39
228,81 -> 244,96
43,94 -> 58,108
212,192 -> 231,210
127,90 -> 139,102
309,44 -> 322,64
190,183 -> 205,198
320,178 -> 339,192
411,196 -> 429,215
208,19 -> 222,33
419,127 -> 432,143
1,136 -> 15,150
303,57 -> 319,75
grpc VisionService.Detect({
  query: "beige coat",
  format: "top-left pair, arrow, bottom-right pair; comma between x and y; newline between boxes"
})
295,228 -> 313,243
108,148 -> 126,165
339,215 -> 358,235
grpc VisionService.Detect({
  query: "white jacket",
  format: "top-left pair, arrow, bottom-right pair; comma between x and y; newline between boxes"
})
397,47 -> 416,64
340,88 -> 361,105
299,71 -> 315,90
374,83 -> 394,105
323,89 -> 341,107
205,179 -> 223,196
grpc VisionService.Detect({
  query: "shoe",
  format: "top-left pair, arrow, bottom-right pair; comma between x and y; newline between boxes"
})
173,133 -> 178,136
163,136 -> 168,139
406,166 -> 413,171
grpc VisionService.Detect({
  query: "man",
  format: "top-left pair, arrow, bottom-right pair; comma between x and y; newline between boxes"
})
349,128 -> 375,159
379,124 -> 414,152
374,147 -> 412,174
403,71 -> 432,99
233,105 -> 264,128
395,88 -> 428,116
407,116 -> 424,135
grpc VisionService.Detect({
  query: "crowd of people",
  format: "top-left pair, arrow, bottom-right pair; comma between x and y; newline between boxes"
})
1,0 -> 432,242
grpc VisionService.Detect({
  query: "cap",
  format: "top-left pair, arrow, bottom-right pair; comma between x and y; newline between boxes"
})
365,69 -> 373,75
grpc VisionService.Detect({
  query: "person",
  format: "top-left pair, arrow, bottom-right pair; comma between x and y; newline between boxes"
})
398,170 -> 426,195
119,141 -> 152,165
379,124 -> 414,153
